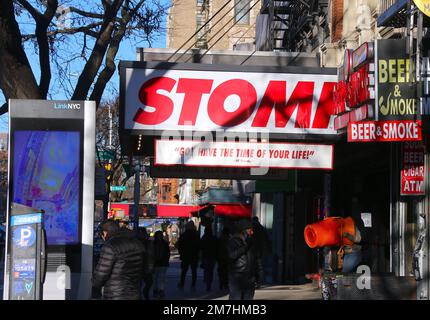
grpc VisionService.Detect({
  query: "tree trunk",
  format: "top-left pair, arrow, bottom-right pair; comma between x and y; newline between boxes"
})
0,0 -> 41,113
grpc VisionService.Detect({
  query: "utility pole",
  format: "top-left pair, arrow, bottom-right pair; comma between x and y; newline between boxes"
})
133,162 -> 141,232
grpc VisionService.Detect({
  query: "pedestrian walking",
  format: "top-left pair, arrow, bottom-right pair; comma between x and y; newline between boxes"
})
92,220 -> 147,300
200,225 -> 217,291
227,219 -> 263,300
137,227 -> 155,300
153,230 -> 171,299
176,221 -> 200,290
217,227 -> 230,291
252,217 -> 271,257
252,216 -> 271,285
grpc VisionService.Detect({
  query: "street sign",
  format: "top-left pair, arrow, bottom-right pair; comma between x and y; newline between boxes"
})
110,186 -> 127,192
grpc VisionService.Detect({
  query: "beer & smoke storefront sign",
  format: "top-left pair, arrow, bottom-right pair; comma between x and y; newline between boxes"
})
348,39 -> 422,142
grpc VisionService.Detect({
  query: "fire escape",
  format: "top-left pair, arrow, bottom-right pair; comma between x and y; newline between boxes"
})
260,0 -> 329,52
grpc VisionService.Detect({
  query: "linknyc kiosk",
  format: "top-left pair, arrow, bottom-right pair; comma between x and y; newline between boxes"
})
3,100 -> 95,300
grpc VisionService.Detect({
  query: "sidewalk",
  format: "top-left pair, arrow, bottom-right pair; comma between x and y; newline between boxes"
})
156,250 -> 322,301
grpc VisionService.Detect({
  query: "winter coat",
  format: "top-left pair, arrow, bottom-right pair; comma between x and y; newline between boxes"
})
141,239 -> 155,275
252,222 -> 271,256
177,230 -> 200,262
200,233 -> 218,262
227,234 -> 264,283
92,231 -> 147,300
217,235 -> 230,265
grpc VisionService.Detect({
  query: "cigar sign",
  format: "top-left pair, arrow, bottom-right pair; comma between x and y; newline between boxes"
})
119,62 -> 338,136
401,141 -> 426,196
155,140 -> 333,170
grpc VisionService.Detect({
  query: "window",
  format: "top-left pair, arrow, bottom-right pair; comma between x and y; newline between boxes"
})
234,0 -> 250,25
162,184 -> 171,201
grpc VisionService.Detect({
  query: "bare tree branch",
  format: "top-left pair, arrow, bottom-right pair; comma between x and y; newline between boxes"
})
16,0 -> 43,21
69,6 -> 104,19
35,0 -> 58,98
22,21 -> 103,40
71,0 -> 124,100
1,0 -> 168,114
90,0 -> 147,105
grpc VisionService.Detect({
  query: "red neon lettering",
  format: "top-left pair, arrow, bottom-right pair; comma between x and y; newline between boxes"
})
251,81 -> 314,128
177,78 -> 213,125
134,77 -> 176,125
207,79 -> 257,126
312,82 -> 336,128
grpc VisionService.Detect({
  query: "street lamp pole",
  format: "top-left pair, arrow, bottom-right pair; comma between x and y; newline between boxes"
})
133,163 -> 141,232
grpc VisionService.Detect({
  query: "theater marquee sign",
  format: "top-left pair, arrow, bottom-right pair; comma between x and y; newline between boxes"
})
119,62 -> 338,171
120,62 -> 338,136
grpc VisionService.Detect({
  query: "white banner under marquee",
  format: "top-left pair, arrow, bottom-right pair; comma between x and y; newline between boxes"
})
155,140 -> 333,170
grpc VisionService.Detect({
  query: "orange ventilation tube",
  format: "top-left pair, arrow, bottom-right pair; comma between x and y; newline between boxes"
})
304,217 -> 356,248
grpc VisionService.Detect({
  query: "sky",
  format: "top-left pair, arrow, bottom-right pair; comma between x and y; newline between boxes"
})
0,0 -> 170,132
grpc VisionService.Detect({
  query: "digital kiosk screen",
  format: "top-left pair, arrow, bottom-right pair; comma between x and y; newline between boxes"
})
12,131 -> 80,245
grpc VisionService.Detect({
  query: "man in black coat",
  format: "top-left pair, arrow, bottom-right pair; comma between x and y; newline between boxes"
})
137,227 -> 155,300
227,219 -> 264,300
177,221 -> 200,289
92,220 -> 147,300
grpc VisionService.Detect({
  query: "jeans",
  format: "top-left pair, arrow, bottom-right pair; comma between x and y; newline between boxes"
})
153,267 -> 167,292
342,251 -> 362,273
180,260 -> 198,288
218,263 -> 229,290
228,274 -> 255,300
203,258 -> 216,290
141,274 -> 153,300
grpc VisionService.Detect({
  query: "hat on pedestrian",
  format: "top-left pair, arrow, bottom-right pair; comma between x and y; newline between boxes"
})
236,219 -> 253,232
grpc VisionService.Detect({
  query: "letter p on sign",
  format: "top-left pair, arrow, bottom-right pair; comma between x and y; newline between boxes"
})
20,229 -> 32,245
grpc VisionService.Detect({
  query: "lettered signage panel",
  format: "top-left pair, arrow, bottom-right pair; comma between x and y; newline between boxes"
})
401,141 -> 425,196
377,39 -> 419,121
155,140 -> 333,170
122,65 -> 338,135
348,120 -> 422,142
